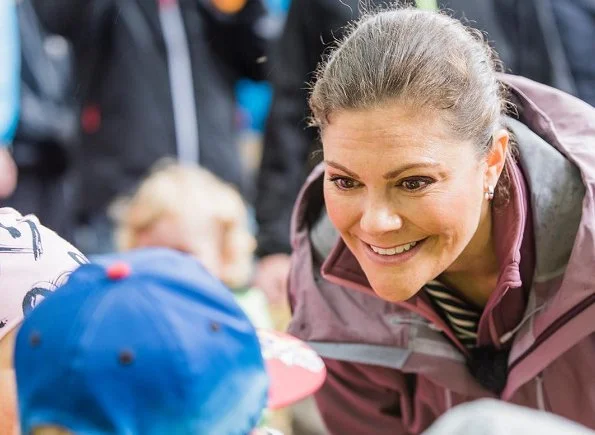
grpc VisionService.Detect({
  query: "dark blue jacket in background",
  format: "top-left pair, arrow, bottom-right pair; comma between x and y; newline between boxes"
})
33,0 -> 268,222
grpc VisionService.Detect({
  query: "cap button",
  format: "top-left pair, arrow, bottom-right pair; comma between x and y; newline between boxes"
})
107,262 -> 131,280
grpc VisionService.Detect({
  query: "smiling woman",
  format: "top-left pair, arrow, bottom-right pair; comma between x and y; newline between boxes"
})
310,6 -> 516,307
285,5 -> 595,435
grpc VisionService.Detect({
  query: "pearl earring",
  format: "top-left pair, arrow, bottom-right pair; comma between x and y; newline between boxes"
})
485,185 -> 495,201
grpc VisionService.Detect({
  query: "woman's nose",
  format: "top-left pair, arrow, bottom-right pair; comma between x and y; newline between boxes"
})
359,201 -> 403,235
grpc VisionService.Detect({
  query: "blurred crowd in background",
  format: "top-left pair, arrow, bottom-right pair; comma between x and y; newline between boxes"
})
1,1 -> 594,433
3,0 -> 595,263
3,0 -> 594,299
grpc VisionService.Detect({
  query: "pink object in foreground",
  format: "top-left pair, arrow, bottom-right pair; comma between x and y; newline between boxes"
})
259,329 -> 327,410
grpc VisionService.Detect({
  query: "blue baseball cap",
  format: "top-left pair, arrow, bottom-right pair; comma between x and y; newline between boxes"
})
14,248 -> 325,435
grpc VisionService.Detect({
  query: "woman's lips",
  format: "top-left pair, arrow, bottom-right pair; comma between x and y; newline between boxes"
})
361,237 -> 427,265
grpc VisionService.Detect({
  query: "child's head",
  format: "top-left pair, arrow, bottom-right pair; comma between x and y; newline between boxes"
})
15,249 -> 326,435
0,208 -> 86,435
115,162 -> 255,289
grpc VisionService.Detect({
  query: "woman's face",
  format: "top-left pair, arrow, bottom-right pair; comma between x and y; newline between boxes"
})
322,104 -> 503,302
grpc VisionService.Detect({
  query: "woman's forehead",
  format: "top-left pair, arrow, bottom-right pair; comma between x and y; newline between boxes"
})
322,104 -> 457,149
320,105 -> 480,177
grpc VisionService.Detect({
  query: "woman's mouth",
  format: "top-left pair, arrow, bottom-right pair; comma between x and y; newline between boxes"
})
369,240 -> 419,255
362,238 -> 427,264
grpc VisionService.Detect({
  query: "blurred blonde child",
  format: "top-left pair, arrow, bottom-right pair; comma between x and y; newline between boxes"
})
113,161 -> 272,329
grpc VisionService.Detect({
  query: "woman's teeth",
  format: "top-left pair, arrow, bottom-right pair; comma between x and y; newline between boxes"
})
370,241 -> 418,256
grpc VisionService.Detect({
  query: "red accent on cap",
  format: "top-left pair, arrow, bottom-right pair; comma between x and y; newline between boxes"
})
107,263 -> 131,280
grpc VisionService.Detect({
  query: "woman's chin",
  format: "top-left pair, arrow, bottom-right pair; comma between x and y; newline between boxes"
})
368,279 -> 421,302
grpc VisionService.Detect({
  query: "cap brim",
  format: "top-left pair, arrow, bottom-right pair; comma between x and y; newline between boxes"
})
257,330 -> 327,410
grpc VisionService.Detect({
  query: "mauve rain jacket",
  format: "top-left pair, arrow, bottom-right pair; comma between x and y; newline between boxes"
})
287,75 -> 595,434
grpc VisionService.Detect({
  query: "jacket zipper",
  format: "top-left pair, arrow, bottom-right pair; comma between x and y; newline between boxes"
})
508,293 -> 595,372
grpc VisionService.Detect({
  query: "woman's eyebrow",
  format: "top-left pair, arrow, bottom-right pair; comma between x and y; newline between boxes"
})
325,161 -> 360,178
382,162 -> 442,179
325,160 -> 441,180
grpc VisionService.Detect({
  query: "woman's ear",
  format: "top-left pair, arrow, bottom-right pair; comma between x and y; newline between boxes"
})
485,129 -> 509,187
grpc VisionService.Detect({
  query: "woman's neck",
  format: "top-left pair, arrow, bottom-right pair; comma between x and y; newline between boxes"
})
440,204 -> 500,308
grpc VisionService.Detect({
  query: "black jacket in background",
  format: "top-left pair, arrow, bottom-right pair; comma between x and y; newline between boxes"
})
33,0 -> 267,221
442,0 -> 594,105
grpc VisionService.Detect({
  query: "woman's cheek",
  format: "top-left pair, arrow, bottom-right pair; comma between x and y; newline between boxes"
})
424,188 -> 481,253
324,189 -> 358,232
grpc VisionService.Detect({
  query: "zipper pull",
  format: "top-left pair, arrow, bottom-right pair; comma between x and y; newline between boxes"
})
499,330 -> 515,344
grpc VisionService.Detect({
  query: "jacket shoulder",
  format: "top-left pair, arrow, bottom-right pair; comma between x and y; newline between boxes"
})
500,74 -> 595,156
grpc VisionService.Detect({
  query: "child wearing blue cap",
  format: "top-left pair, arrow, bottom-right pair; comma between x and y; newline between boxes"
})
14,248 -> 326,435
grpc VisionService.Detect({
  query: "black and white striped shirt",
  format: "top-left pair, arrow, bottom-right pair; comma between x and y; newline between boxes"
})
424,280 -> 482,349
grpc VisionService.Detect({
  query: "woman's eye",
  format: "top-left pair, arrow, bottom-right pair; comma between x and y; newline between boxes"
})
329,176 -> 359,190
400,178 -> 433,191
